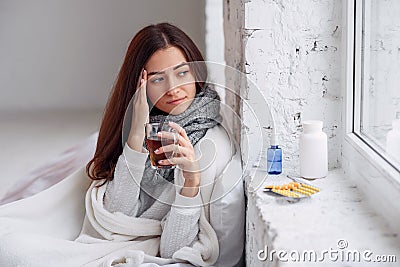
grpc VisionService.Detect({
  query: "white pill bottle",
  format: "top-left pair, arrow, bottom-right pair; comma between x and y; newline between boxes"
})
299,120 -> 328,179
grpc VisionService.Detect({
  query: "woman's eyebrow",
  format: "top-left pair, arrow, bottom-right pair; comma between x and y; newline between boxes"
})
147,62 -> 188,76
172,62 -> 189,70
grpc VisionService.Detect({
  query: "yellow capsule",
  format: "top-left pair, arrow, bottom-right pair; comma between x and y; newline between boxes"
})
293,188 -> 311,196
299,187 -> 315,194
301,184 -> 320,192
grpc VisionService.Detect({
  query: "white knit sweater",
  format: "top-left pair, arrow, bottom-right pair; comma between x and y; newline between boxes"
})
103,125 -> 232,259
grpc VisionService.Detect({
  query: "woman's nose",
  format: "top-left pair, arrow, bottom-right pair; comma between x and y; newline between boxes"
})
166,86 -> 179,96
166,76 -> 179,95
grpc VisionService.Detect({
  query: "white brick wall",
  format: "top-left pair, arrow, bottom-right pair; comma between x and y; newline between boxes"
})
224,0 -> 343,173
223,0 -> 246,145
221,1 -> 344,266
247,0 -> 342,172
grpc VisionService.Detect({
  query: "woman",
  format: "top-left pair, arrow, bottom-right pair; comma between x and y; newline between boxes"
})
76,23 -> 233,265
0,22 -> 236,267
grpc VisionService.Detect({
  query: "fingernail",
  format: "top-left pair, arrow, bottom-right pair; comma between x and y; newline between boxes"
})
159,160 -> 164,164
154,149 -> 159,153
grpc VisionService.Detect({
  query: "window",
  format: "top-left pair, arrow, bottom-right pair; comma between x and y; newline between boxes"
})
344,0 -> 400,229
353,0 -> 400,171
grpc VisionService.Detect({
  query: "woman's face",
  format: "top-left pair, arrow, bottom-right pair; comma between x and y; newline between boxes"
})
145,46 -> 197,115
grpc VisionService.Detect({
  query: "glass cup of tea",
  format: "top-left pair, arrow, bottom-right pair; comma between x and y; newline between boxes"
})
145,122 -> 178,169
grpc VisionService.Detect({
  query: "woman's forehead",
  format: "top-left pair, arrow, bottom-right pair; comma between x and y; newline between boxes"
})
145,47 -> 188,74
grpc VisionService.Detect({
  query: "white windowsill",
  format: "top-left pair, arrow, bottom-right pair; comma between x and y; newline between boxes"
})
342,133 -> 400,233
246,168 -> 400,266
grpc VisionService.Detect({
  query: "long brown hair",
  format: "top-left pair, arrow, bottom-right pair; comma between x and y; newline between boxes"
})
86,22 -> 206,183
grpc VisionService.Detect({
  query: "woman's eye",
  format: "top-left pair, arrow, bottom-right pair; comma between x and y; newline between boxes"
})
151,77 -> 164,83
178,70 -> 189,77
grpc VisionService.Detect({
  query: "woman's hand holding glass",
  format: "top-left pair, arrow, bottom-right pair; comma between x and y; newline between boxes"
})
155,121 -> 200,197
127,69 -> 149,152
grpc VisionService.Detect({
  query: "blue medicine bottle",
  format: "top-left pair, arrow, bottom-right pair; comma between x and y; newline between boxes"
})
267,131 -> 282,175
267,145 -> 282,175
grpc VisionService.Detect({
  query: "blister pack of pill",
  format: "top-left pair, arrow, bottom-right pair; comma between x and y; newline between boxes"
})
263,182 -> 320,199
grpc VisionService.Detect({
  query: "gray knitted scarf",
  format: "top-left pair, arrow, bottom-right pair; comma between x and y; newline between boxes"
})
137,86 -> 222,216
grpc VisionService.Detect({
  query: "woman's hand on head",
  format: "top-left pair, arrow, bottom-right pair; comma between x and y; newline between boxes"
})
156,122 -> 201,196
127,69 -> 150,152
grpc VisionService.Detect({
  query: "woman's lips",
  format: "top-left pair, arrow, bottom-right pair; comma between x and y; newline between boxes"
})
167,97 -> 187,105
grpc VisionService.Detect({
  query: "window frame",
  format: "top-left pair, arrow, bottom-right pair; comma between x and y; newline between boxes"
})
354,0 -> 400,173
343,0 -> 400,231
